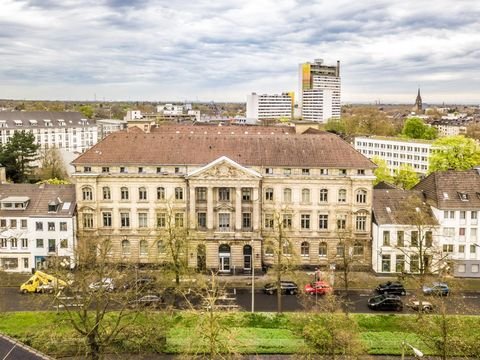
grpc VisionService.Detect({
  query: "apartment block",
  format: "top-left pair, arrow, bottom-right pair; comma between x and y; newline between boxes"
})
246,92 -> 293,120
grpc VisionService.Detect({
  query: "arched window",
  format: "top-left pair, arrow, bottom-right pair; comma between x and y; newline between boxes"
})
102,186 -> 111,200
120,187 -> 129,200
356,189 -> 367,204
301,241 -> 310,257
319,188 -> 328,203
82,187 -> 93,201
157,240 -> 165,254
283,188 -> 292,203
301,189 -> 311,203
138,187 -> 147,201
338,189 -> 347,203
157,187 -> 165,200
265,246 -> 274,256
319,242 -> 327,257
139,240 -> 148,256
121,239 -> 130,255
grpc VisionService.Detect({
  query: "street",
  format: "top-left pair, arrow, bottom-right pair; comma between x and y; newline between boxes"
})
1,286 -> 479,314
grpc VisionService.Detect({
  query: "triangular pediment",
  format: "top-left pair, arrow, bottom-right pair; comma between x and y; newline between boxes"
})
187,156 -> 261,180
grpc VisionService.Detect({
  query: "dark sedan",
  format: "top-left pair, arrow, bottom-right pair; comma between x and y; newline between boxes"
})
368,294 -> 404,311
376,281 -> 406,296
263,281 -> 298,295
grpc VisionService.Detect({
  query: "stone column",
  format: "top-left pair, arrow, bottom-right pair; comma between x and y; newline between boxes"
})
207,186 -> 214,230
189,186 -> 196,229
253,187 -> 260,231
235,187 -> 242,230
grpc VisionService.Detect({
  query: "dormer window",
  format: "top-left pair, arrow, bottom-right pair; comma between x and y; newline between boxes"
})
43,119 -> 52,127
84,167 -> 91,173
29,119 -> 38,126
58,119 -> 66,126
339,169 -> 347,176
443,192 -> 449,200
458,192 -> 469,201
0,121 -> 7,128
48,203 -> 57,212
14,120 -> 23,127
0,196 -> 30,210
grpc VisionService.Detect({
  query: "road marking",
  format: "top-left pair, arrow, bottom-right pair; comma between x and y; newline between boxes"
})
462,295 -> 479,299
359,294 -> 371,297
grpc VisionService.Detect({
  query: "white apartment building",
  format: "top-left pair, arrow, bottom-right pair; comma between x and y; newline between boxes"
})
97,119 -> 127,139
372,189 -> 440,274
354,136 -> 433,175
246,93 -> 293,120
0,111 -> 98,154
299,59 -> 341,122
157,104 -> 184,115
414,170 -> 480,278
0,184 -> 76,273
431,120 -> 469,137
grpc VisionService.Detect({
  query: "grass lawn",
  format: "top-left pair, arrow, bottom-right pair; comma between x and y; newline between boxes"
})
0,311 -> 479,357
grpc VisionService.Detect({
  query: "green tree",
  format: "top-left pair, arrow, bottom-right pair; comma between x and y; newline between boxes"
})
38,147 -> 69,181
428,135 -> 480,173
0,131 -> 40,183
394,164 -> 419,189
79,105 -> 94,119
371,156 -> 393,185
402,117 -> 437,139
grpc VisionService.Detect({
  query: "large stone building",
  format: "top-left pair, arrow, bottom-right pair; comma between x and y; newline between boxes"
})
72,126 -> 375,273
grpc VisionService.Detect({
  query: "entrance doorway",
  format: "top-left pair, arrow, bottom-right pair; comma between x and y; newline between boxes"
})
243,245 -> 252,271
197,244 -> 206,272
218,244 -> 231,273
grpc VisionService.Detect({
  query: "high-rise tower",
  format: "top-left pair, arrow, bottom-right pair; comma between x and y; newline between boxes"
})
298,59 -> 341,122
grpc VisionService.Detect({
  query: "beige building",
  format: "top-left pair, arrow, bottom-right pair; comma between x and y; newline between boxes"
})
72,126 -> 376,273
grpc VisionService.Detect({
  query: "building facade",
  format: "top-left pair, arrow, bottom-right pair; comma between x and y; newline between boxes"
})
0,111 -> 98,154
72,127 -> 376,273
414,170 -> 480,277
372,189 -> 440,274
299,59 -> 341,122
246,92 -> 294,121
354,136 -> 433,175
0,184 -> 76,273
97,119 -> 127,139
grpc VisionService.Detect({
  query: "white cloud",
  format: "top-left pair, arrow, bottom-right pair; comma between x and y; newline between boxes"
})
0,0 -> 479,103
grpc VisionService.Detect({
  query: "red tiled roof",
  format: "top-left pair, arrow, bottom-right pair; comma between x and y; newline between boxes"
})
72,129 -> 375,168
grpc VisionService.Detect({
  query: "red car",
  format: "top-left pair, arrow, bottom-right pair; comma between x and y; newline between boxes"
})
304,281 -> 332,295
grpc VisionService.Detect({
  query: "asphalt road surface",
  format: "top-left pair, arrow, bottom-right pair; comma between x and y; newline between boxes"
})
1,286 -> 479,314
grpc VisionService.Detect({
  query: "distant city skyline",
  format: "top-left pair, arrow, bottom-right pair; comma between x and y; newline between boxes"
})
1,0 -> 479,104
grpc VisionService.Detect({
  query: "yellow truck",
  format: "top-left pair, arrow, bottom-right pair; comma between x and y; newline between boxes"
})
20,271 -> 67,294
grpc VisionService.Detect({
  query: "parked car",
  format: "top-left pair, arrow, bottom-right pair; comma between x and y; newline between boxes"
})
263,281 -> 298,295
423,282 -> 449,296
89,278 -> 115,292
367,294 -> 404,311
128,294 -> 163,309
304,281 -> 333,295
406,299 -> 434,312
375,281 -> 406,296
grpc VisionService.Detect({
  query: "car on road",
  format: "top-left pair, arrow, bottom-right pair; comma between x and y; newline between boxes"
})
423,282 -> 449,296
406,299 -> 434,312
128,294 -> 163,309
89,278 -> 115,292
375,281 -> 406,296
304,281 -> 333,295
368,294 -> 404,311
263,281 -> 298,295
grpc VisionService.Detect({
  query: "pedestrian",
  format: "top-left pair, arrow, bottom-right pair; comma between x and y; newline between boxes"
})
314,267 -> 321,282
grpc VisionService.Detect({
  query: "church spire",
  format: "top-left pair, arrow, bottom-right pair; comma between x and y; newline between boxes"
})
413,87 -> 422,113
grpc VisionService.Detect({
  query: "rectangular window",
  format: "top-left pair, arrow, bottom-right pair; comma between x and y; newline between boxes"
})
383,231 -> 390,246
60,222 -> 67,231
242,212 -> 251,230
472,264 -> 479,273
470,244 -> 477,254
320,169 -> 328,175
157,213 -> 166,228
0,219 -> 5,228
264,213 -> 274,229
138,213 -> 148,228
120,167 -> 126,173
472,211 -> 478,220
242,188 -> 251,201
83,214 -> 93,228
459,245 -> 465,253
443,227 -> 455,237
459,228 -> 466,236
337,215 -> 346,230
48,239 -> 55,252
425,231 -> 433,247
282,214 -> 292,229
23,258 -> 29,269
138,167 -> 143,173
265,188 -> 274,201
318,214 -> 328,230
36,239 -> 44,248
120,212 -> 130,228
47,222 -> 55,231
396,255 -> 405,272
36,222 -> 43,231
21,219 -> 27,229
102,212 -> 112,227
265,168 -> 273,174
21,238 -> 28,248
102,166 -> 109,173
175,188 -> 183,200
196,187 -> 207,201
283,168 -> 291,176
10,238 -> 17,248
356,215 -> 367,231
60,239 -> 68,249
397,231 -> 404,247
218,213 -> 230,231
174,213 -> 184,228
218,187 -> 230,201
460,211 -> 466,219
382,255 -> 391,272
197,212 -> 207,229
301,214 -> 310,230
302,168 -> 310,175
442,244 -> 454,253
411,231 -> 419,247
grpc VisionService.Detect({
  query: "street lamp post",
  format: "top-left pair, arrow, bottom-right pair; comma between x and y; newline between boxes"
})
401,340 -> 424,359
251,239 -> 254,313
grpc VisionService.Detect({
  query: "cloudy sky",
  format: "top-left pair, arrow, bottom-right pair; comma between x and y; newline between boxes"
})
1,0 -> 479,104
